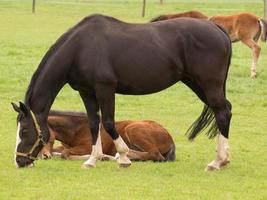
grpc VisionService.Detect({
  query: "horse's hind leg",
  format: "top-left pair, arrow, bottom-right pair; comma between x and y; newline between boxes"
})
205,90 -> 232,171
95,84 -> 131,168
79,92 -> 103,168
184,79 -> 231,170
241,38 -> 261,77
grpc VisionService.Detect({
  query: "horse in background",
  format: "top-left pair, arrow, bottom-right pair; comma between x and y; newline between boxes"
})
40,110 -> 176,162
150,10 -> 208,22
151,11 -> 267,77
209,13 -> 267,77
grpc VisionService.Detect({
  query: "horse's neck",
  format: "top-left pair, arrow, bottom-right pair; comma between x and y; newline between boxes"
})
25,64 -> 69,117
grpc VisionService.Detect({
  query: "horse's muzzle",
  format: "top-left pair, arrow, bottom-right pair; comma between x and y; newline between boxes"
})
16,156 -> 34,168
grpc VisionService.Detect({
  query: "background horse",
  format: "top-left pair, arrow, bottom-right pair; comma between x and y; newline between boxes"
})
41,110 -> 176,162
150,10 -> 208,22
210,12 -> 267,77
12,14 -> 232,171
151,11 -> 267,77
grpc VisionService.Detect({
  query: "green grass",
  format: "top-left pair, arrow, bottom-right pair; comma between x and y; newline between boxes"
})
0,0 -> 267,199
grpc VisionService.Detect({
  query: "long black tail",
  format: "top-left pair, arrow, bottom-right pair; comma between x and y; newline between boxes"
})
186,105 -> 218,140
186,25 -> 232,141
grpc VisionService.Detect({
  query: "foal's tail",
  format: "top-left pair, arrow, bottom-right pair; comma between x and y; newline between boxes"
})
259,18 -> 267,42
164,144 -> 176,161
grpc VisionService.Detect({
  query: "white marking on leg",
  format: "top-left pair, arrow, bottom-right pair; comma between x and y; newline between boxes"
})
206,133 -> 229,171
114,135 -> 129,153
114,136 -> 131,167
83,124 -> 103,168
14,123 -> 21,167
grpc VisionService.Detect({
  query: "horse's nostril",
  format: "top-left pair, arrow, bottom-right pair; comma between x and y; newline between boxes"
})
16,157 -> 33,168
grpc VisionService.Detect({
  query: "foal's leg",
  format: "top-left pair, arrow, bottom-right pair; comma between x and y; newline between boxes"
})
96,84 -> 131,168
205,91 -> 232,171
241,38 -> 261,77
79,92 -> 103,168
127,149 -> 165,161
124,129 -> 165,161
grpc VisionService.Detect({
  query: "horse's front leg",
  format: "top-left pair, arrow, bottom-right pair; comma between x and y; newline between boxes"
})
96,84 -> 131,168
79,92 -> 103,168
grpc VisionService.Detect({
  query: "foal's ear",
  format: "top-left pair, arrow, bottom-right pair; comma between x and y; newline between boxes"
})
19,102 -> 29,117
11,102 -> 20,113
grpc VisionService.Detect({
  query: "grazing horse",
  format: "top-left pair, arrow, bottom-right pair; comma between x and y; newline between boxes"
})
40,110 -> 176,162
150,10 -> 208,22
209,12 -> 267,77
151,11 -> 267,77
12,14 -> 232,171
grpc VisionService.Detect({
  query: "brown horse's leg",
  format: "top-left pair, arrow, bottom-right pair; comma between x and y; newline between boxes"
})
60,145 -> 91,159
40,129 -> 56,159
127,149 -> 165,161
241,38 -> 261,77
125,133 -> 165,161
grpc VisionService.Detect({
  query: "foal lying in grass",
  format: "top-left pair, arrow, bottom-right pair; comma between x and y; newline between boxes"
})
41,110 -> 176,162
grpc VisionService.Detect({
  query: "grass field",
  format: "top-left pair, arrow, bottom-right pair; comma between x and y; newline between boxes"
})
0,0 -> 267,199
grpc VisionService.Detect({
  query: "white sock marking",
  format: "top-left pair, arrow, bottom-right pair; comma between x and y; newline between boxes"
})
83,124 -> 103,167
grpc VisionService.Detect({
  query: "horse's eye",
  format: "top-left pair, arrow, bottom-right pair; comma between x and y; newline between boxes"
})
21,129 -> 27,135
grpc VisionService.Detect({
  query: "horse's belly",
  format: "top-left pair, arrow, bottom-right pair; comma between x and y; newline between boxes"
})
115,71 -> 180,95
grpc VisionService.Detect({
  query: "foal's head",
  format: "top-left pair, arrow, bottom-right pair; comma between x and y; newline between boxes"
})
12,102 -> 49,168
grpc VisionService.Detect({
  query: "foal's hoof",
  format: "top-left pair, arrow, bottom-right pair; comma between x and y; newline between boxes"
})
118,163 -> 131,168
250,72 -> 257,78
41,153 -> 52,160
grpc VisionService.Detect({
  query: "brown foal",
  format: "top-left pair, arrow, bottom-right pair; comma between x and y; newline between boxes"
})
41,111 -> 176,162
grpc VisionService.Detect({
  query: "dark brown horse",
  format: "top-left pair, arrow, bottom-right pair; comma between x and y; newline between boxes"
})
151,11 -> 267,77
40,110 -> 175,162
12,14 -> 232,171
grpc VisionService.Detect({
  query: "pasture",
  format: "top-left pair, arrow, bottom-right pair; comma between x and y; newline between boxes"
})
0,0 -> 266,199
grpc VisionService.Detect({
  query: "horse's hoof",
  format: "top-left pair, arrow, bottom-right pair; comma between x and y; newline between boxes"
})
205,160 -> 230,171
81,163 -> 95,169
118,163 -> 131,168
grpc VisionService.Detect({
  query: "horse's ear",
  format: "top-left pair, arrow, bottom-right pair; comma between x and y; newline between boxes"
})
19,102 -> 29,117
11,102 -> 20,113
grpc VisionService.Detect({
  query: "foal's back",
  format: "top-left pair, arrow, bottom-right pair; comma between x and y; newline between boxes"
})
210,12 -> 260,42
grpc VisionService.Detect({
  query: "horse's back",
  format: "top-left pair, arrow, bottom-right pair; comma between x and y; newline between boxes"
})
65,15 -> 231,95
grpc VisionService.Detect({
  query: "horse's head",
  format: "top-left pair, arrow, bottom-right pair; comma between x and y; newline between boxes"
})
11,102 -> 49,168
